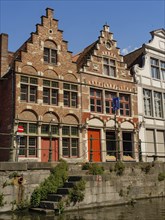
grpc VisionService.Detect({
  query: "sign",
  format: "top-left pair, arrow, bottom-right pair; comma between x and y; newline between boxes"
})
17,125 -> 24,133
113,97 -> 120,111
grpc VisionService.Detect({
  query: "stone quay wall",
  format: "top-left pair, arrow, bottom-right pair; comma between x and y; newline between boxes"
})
0,162 -> 165,212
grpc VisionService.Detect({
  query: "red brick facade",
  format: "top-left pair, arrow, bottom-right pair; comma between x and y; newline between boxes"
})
0,8 -> 139,162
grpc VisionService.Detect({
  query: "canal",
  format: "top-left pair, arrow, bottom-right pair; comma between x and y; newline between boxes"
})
0,198 -> 165,220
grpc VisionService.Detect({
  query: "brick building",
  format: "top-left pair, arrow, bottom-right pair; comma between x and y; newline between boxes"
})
124,29 -> 165,162
0,8 -> 139,162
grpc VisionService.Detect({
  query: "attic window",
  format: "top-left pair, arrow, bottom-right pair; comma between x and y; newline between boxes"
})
49,29 -> 53,34
103,57 -> 116,77
44,48 -> 57,64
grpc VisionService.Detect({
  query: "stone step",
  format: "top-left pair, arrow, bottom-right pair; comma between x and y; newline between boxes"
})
68,176 -> 82,182
63,182 -> 75,188
40,201 -> 58,210
56,188 -> 70,195
29,207 -> 55,215
47,194 -> 63,202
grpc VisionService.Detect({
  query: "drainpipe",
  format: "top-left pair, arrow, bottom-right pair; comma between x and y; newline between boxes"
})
8,67 -> 15,162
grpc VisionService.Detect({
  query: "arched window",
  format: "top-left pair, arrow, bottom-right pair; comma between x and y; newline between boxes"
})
44,40 -> 57,64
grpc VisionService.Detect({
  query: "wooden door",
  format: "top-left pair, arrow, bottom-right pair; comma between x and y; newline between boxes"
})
88,129 -> 101,162
41,138 -> 58,162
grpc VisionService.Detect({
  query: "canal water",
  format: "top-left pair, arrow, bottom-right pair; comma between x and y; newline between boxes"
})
0,198 -> 165,220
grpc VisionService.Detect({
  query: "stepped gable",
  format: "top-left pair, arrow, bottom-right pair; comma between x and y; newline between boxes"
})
12,7 -> 77,78
74,24 -> 132,81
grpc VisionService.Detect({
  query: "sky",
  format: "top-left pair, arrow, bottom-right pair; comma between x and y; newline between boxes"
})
0,0 -> 165,55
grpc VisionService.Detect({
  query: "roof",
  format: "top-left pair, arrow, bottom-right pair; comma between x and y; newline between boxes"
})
74,40 -> 98,70
123,47 -> 145,69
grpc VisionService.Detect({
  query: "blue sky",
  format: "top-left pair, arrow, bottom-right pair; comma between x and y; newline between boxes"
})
0,0 -> 165,55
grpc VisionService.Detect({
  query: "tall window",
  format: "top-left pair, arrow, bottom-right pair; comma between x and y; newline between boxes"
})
63,83 -> 78,108
150,58 -> 160,79
62,126 -> 79,157
106,131 -> 116,157
154,92 -> 162,117
20,76 -> 37,103
103,57 -> 116,77
105,91 -> 116,114
18,123 -> 37,157
119,94 -> 130,116
43,80 -> 58,105
143,89 -> 152,116
122,132 -> 133,157
90,89 -> 102,113
44,48 -> 57,64
161,61 -> 165,80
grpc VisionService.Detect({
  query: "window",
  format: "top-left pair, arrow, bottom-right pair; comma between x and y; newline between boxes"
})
105,91 -> 116,114
151,58 -> 160,79
44,47 -> 57,64
122,132 -> 133,157
18,122 -> 37,157
161,61 -> 165,80
103,57 -> 116,77
154,92 -> 162,117
43,80 -> 58,105
41,124 -> 59,135
106,131 -> 116,157
119,94 -> 130,116
62,126 -> 79,157
20,76 -> 37,103
63,83 -> 78,108
143,89 -> 152,116
90,89 -> 102,113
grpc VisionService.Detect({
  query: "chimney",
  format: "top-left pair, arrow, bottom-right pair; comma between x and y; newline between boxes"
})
0,33 -> 9,77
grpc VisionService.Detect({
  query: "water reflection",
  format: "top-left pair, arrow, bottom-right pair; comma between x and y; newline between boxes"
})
0,198 -> 164,220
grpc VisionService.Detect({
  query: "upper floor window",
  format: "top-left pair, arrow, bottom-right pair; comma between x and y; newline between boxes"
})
44,48 -> 57,64
105,91 -> 116,114
154,91 -> 162,118
20,76 -> 37,103
161,61 -> 165,80
119,94 -> 130,116
151,58 -> 160,79
103,57 -> 116,77
90,88 -> 102,113
43,80 -> 58,105
63,83 -> 78,108
143,89 -> 152,116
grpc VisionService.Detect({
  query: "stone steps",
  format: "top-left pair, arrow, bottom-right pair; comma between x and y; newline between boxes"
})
30,175 -> 83,215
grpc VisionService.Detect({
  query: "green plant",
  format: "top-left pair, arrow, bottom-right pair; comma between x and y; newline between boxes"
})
69,179 -> 86,205
9,171 -> 19,179
82,163 -> 104,175
119,189 -> 124,197
16,199 -> 30,210
115,161 -> 125,176
30,159 -> 68,207
82,163 -> 91,170
158,172 -> 165,181
0,193 -> 5,207
141,164 -> 151,174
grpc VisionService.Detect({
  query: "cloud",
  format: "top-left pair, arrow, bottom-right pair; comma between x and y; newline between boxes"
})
121,46 -> 139,55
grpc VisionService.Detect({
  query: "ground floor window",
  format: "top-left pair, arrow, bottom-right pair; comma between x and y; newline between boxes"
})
122,132 -> 133,157
62,126 -> 79,157
19,136 -> 37,157
106,131 -> 116,156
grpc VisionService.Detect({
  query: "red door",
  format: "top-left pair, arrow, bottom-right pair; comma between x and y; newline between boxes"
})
41,138 -> 59,162
88,129 -> 101,162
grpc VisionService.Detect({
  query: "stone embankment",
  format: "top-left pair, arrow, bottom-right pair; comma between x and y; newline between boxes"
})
0,162 -> 165,213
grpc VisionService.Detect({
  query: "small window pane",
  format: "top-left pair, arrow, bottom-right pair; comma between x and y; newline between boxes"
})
21,76 -> 28,83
